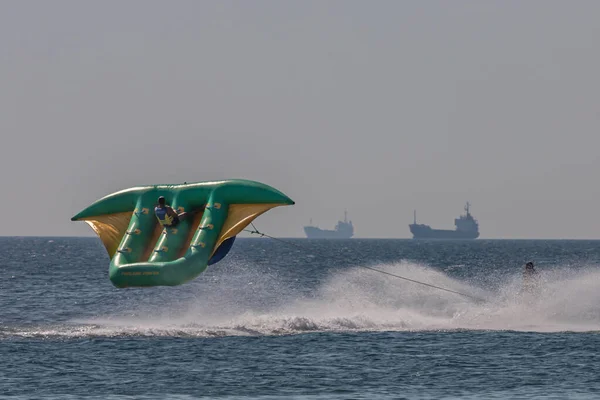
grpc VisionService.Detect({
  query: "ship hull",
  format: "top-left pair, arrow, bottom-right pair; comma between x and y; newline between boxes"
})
304,226 -> 353,239
409,225 -> 479,240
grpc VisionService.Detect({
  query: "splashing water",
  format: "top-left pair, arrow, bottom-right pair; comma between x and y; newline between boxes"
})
8,261 -> 600,339
209,262 -> 600,334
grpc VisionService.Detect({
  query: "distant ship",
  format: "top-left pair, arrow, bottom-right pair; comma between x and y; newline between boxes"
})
409,202 -> 479,239
304,211 -> 354,239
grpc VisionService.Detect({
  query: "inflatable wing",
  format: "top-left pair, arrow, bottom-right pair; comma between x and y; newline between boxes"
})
72,179 -> 294,288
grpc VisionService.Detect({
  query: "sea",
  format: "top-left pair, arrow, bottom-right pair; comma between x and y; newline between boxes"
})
2,237 -> 600,399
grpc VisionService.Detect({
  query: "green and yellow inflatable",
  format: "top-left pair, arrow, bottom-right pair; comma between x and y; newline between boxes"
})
72,179 -> 294,288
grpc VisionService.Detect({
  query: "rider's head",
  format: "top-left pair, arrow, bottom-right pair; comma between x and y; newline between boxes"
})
525,261 -> 534,270
158,196 -> 166,206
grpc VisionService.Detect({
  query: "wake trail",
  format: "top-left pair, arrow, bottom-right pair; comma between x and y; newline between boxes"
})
6,262 -> 600,338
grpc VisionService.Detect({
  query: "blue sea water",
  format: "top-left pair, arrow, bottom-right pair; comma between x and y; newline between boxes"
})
2,237 -> 600,399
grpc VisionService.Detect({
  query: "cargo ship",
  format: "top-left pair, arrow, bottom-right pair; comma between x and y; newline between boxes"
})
304,211 -> 354,239
409,202 -> 479,239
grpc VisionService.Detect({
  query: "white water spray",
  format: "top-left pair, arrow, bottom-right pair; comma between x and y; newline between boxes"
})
8,261 -> 600,338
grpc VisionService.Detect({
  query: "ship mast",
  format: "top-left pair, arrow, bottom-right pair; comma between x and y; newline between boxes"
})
413,210 -> 417,224
465,202 -> 471,216
344,209 -> 348,223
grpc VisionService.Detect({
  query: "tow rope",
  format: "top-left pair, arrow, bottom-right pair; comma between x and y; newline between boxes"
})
244,223 -> 486,302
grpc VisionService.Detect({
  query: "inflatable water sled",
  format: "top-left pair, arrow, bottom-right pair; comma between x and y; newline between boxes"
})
72,179 -> 294,288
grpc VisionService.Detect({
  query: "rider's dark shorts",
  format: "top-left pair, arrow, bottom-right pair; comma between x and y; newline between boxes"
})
169,216 -> 180,227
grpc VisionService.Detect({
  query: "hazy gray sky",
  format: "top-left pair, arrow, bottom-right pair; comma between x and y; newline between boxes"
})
2,0 -> 600,238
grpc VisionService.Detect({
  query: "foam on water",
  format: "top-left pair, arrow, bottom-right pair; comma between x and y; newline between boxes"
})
216,261 -> 600,334
6,261 -> 600,338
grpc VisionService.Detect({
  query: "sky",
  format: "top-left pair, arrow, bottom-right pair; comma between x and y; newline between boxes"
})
2,0 -> 600,239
